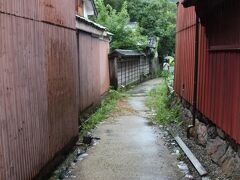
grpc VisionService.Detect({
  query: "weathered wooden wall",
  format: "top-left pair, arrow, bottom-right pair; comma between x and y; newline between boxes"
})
77,31 -> 110,112
117,58 -> 141,86
108,56 -> 150,89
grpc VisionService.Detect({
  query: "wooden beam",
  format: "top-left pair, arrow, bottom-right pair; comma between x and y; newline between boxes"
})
174,136 -> 208,177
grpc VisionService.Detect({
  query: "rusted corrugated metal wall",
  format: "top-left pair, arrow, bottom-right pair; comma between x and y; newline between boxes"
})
198,0 -> 240,144
175,2 -> 240,144
78,31 -> 110,112
0,0 -> 76,28
174,5 -> 196,104
99,40 -> 110,95
0,1 -> 78,179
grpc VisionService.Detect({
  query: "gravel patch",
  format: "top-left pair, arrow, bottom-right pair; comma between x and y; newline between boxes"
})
164,123 -> 229,180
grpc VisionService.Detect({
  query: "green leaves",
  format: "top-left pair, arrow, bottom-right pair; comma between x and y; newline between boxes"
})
94,0 -> 147,50
94,0 -> 176,54
147,80 -> 181,125
135,0 -> 176,58
81,89 -> 122,134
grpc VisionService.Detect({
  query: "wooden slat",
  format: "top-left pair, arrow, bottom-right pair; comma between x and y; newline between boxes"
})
174,136 -> 208,177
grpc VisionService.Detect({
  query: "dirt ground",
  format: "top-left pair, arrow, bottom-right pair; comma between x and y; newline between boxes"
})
70,79 -> 188,180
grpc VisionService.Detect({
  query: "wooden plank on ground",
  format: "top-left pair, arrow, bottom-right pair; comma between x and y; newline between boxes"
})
174,136 -> 208,177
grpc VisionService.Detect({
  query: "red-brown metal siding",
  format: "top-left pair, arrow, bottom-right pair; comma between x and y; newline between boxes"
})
0,11 -> 78,180
207,53 -> 240,143
99,40 -> 110,95
174,5 -> 196,104
46,23 -> 79,158
0,0 -> 76,28
78,31 -> 110,112
175,2 -> 240,144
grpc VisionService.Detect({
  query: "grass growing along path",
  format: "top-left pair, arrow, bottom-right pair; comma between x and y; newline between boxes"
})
80,89 -> 124,135
147,80 -> 181,125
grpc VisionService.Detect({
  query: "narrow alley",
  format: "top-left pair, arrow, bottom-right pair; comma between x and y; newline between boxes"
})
1,1 -> 240,179
71,79 -> 183,180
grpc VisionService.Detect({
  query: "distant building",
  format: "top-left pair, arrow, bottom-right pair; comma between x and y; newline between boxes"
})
109,49 -> 150,89
126,22 -> 138,30
76,0 -> 98,18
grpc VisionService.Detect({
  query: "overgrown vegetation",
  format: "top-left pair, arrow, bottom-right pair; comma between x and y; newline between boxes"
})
128,0 -> 176,59
147,71 -> 181,124
80,89 -> 123,134
94,0 -> 147,50
96,0 -> 176,59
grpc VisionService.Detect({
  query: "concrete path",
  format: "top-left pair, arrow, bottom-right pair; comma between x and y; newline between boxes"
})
73,78 -> 183,180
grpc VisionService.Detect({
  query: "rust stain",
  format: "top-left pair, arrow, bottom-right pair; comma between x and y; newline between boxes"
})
0,12 -> 78,179
0,0 -> 75,28
77,32 -> 110,113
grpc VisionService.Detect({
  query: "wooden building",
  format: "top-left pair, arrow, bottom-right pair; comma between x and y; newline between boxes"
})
109,49 -> 149,89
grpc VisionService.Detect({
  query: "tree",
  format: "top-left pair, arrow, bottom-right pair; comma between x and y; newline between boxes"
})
104,0 -> 176,59
129,0 -> 176,59
103,0 -> 124,11
96,0 -> 176,58
127,0 -> 148,22
94,0 -> 147,50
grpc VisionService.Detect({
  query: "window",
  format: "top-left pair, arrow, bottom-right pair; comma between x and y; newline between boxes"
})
76,0 -> 84,16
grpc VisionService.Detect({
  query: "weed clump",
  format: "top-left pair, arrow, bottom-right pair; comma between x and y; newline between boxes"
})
147,72 -> 181,124
81,89 -> 122,134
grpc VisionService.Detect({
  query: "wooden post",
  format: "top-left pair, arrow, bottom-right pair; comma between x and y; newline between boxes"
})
109,57 -> 118,89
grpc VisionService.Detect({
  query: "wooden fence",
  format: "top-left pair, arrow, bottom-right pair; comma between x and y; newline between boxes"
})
109,55 -> 150,89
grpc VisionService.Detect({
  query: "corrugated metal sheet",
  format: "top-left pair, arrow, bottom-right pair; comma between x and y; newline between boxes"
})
176,3 -> 196,32
46,21 -> 79,158
174,5 -> 196,104
0,12 -> 78,179
202,52 -> 240,143
0,0 -> 76,28
206,0 -> 240,51
40,0 -> 76,28
99,40 -> 110,95
175,2 -> 240,144
77,31 -> 110,112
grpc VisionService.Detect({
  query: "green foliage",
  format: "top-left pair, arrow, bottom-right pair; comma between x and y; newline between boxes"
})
147,79 -> 181,124
127,0 -> 148,22
103,0 -> 125,11
135,0 -> 176,59
81,89 -> 122,134
103,0 -> 176,59
94,0 -> 148,50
